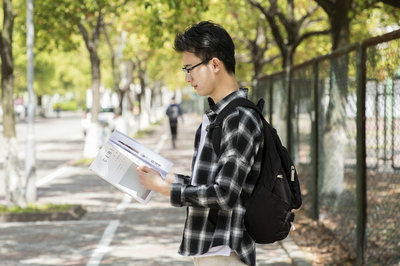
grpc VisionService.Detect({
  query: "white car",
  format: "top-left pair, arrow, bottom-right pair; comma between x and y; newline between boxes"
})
82,107 -> 117,136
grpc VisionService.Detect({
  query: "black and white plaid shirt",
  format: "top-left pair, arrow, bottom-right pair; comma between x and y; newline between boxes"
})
170,89 -> 264,266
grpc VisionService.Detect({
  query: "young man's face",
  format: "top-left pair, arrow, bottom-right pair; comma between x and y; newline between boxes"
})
182,52 -> 215,97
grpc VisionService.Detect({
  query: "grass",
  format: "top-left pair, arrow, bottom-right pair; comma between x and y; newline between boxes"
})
0,203 -> 74,214
71,157 -> 94,166
134,128 -> 152,138
133,119 -> 163,138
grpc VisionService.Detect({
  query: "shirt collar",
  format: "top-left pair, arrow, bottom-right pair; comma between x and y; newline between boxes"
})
205,88 -> 248,118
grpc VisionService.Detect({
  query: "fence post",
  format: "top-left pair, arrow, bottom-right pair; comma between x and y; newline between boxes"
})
311,60 -> 319,221
269,77 -> 273,125
356,43 -> 367,265
286,67 -> 294,158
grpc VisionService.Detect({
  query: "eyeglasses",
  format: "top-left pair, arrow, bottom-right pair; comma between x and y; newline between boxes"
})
182,59 -> 210,75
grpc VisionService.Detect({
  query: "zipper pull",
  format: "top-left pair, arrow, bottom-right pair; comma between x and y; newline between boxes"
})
291,222 -> 296,231
291,166 -> 295,182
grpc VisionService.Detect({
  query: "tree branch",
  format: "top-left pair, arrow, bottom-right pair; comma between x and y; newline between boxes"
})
298,5 -> 319,28
295,29 -> 331,48
92,8 -> 104,45
380,0 -> 400,8
78,23 -> 91,50
247,0 -> 287,58
260,54 -> 280,65
314,0 -> 334,16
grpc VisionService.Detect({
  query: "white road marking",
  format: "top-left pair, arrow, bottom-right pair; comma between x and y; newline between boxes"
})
86,220 -> 120,266
155,133 -> 169,153
116,194 -> 132,211
36,166 -> 69,187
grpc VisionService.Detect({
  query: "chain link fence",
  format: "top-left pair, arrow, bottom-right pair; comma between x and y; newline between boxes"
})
365,38 -> 400,265
254,29 -> 400,265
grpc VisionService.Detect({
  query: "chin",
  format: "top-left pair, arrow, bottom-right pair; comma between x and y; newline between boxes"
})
196,90 -> 208,97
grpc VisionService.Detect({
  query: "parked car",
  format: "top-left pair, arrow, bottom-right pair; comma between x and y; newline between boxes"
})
81,107 -> 117,136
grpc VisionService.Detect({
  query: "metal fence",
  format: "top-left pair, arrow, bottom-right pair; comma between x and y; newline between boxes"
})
254,29 -> 400,265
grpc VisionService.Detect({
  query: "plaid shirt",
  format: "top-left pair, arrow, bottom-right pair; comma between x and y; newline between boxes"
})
170,89 -> 264,266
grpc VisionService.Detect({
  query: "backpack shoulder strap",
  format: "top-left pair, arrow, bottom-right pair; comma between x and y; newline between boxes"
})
207,98 -> 264,156
209,97 -> 282,192
209,98 -> 265,157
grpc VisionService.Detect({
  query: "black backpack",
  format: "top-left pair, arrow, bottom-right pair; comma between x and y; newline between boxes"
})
167,105 -> 180,120
209,97 -> 302,244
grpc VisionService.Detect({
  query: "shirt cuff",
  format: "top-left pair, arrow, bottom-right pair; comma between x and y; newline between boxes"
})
170,182 -> 184,207
175,173 -> 190,185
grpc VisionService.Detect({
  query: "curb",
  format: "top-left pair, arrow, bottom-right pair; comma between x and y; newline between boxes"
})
279,236 -> 312,266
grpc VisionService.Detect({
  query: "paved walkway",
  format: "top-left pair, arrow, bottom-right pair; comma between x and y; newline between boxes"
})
0,114 -> 310,266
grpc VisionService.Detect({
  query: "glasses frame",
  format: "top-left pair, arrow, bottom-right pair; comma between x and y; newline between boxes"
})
182,59 -> 210,75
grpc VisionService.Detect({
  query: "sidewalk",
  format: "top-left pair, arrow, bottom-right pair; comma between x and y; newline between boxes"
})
0,113 -> 311,266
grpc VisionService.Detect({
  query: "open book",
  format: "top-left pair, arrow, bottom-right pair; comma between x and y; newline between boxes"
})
89,130 -> 173,204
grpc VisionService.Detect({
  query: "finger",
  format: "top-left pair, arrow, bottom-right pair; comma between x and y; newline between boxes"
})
137,165 -> 149,173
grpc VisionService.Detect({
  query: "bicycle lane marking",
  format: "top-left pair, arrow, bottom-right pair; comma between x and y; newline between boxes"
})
87,132 -> 169,266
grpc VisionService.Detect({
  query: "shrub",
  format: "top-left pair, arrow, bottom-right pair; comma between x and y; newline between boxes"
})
53,101 -> 78,111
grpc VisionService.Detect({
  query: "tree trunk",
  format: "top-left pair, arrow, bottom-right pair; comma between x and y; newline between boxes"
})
83,48 -> 102,158
276,48 -> 295,149
78,13 -> 103,158
119,59 -> 134,115
321,0 -> 351,195
1,0 -> 26,207
104,27 -> 122,115
89,49 -> 101,123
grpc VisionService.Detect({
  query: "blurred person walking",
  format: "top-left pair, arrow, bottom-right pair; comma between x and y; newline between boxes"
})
166,97 -> 183,148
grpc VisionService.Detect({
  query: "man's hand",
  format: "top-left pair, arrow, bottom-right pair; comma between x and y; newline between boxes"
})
137,165 -> 171,197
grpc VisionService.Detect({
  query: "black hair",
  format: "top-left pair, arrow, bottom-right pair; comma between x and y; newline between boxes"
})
174,21 -> 236,74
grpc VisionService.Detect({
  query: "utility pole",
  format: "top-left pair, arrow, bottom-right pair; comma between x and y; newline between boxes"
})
25,0 -> 36,202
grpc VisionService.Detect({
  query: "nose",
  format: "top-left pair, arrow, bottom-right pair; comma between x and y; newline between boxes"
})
185,73 -> 192,83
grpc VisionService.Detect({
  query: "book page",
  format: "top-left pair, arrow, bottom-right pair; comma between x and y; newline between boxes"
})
89,142 -> 153,203
109,130 -> 173,179
89,130 -> 173,204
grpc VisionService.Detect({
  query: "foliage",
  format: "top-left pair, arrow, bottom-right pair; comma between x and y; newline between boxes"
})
1,0 -> 398,106
117,0 -> 208,91
53,101 -> 79,111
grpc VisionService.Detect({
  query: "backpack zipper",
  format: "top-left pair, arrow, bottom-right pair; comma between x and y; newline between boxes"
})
291,166 -> 295,181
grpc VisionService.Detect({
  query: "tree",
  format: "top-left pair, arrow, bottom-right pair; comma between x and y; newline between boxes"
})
248,0 -> 329,69
1,0 -> 26,207
35,0 -> 128,158
314,0 -> 400,195
103,27 -> 131,116
222,1 -> 280,93
117,0 -> 208,115
247,0 -> 329,151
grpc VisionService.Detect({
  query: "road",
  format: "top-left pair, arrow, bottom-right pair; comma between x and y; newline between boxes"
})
0,112 -> 309,265
0,111 -> 85,196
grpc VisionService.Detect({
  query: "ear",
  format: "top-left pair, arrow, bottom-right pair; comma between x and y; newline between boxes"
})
210,57 -> 222,73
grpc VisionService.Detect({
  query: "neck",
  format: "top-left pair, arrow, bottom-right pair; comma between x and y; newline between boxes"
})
209,73 -> 239,103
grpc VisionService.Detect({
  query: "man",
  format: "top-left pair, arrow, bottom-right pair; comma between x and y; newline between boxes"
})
137,21 -> 263,266
166,97 -> 183,148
